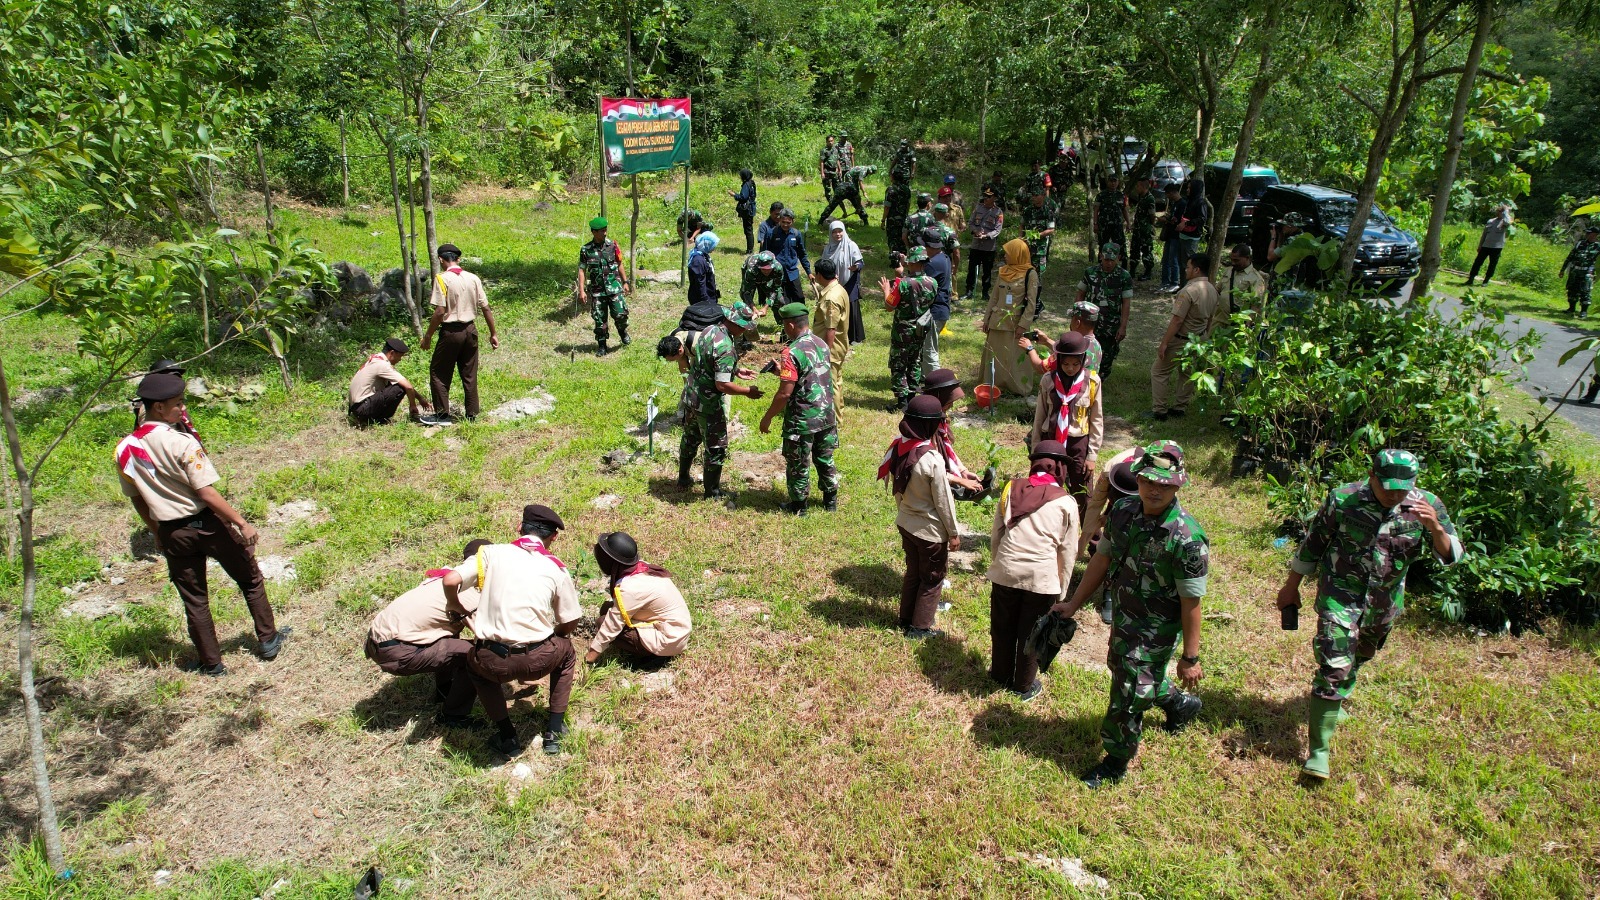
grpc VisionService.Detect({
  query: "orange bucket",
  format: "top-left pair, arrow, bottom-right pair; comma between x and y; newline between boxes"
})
973,384 -> 999,409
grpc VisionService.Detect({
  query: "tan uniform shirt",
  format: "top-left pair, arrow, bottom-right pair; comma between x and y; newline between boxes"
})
1031,372 -> 1105,458
895,450 -> 959,543
348,354 -> 404,405
369,576 -> 481,645
1218,264 -> 1266,329
814,281 -> 851,369
116,423 -> 219,522
982,271 -> 1039,333
590,572 -> 693,657
451,540 -> 581,645
1078,447 -> 1141,558
431,268 -> 489,324
988,485 -> 1081,597
1173,277 -> 1220,340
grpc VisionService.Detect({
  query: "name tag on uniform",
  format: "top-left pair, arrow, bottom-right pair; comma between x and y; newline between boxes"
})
1004,294 -> 1014,306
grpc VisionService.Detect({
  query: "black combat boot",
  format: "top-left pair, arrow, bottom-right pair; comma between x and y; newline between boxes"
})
1583,378 -> 1600,404
1158,691 -> 1204,734
822,491 -> 838,512
780,500 -> 807,516
1081,755 -> 1129,789
677,453 -> 694,491
596,339 -> 609,357
703,465 -> 725,499
618,322 -> 632,346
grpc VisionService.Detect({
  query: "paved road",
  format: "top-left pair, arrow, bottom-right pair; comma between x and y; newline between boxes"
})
1427,288 -> 1600,438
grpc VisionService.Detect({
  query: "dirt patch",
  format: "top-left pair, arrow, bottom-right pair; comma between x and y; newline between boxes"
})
59,594 -> 126,620
265,500 -> 321,526
486,388 -> 556,422
730,449 -> 785,491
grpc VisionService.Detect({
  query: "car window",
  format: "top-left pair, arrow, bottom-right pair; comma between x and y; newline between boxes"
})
1318,198 -> 1391,229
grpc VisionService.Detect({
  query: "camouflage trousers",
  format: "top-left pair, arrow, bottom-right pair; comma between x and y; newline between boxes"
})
1027,234 -> 1054,276
822,174 -> 836,202
1566,268 -> 1592,311
783,427 -> 839,503
1312,593 -> 1401,701
1101,643 -> 1182,761
1130,227 -> 1155,277
888,321 -> 929,405
1094,322 -> 1123,378
884,216 -> 907,253
679,394 -> 729,471
591,292 -> 628,342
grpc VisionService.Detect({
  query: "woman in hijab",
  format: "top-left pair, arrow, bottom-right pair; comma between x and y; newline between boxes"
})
727,169 -> 758,253
823,219 -> 867,345
686,231 -> 721,308
988,440 -> 1081,699
1029,331 -> 1104,504
979,238 -> 1040,396
877,394 -> 959,639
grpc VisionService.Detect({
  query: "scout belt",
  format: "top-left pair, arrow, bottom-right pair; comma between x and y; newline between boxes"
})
159,509 -> 217,529
477,637 -> 549,658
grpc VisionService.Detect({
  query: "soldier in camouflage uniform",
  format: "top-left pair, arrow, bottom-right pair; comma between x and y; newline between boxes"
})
839,131 -> 857,169
890,139 -> 916,184
883,141 -> 918,252
1018,161 -> 1050,210
1129,178 -> 1158,280
577,217 -> 632,356
1277,449 -> 1463,781
1093,176 -> 1128,261
678,302 -> 765,500
759,302 -> 840,515
676,208 -> 712,242
739,251 -> 786,312
819,135 -> 841,203
820,164 -> 875,228
932,203 -> 961,272
879,246 -> 937,411
1021,191 -> 1059,278
1053,441 -> 1207,788
904,194 -> 935,249
1076,243 -> 1135,377
1560,224 -> 1600,318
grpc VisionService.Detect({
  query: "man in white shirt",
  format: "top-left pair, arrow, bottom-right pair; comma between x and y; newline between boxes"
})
441,504 -> 581,755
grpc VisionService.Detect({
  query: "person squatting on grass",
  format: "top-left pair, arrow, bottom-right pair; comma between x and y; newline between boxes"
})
440,504 -> 581,756
364,539 -> 488,703
1276,450 -> 1462,781
1049,442 -> 1208,789
347,337 -> 432,426
586,532 -> 693,668
879,394 -> 960,639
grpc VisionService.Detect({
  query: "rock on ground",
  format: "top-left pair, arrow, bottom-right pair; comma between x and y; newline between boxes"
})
1021,855 -> 1109,892
638,269 -> 681,285
266,499 -> 320,526
14,385 -> 73,408
212,555 -> 296,582
60,595 -> 125,620
590,493 -> 624,510
640,670 -> 676,694
487,388 -> 556,422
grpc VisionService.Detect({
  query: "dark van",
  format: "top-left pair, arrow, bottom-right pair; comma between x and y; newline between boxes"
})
1250,183 -> 1421,294
1203,161 -> 1280,244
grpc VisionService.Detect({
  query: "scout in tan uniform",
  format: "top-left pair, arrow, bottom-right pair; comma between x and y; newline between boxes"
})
878,394 -> 960,639
115,373 -> 288,676
364,539 -> 488,703
1030,332 -> 1104,502
810,258 -> 851,402
441,504 -> 581,756
988,440 -> 1081,700
585,532 -> 693,666
420,243 -> 499,421
1151,252 -> 1220,420
347,337 -> 432,425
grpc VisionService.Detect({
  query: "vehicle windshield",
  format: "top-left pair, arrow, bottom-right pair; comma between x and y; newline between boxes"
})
1122,141 -> 1147,157
1239,176 -> 1276,200
1318,199 -> 1392,229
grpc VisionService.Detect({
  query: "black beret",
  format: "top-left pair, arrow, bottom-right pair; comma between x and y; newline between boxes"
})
135,372 -> 185,402
384,337 -> 409,354
521,503 -> 565,532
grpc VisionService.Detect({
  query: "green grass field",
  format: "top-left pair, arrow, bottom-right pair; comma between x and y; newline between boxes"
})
2,176 -> 1599,898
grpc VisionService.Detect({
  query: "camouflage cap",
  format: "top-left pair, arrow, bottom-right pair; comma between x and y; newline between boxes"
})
1071,301 -> 1101,322
917,193 -> 933,205
1101,241 -> 1123,259
904,245 -> 929,264
753,251 -> 777,267
1132,440 -> 1188,486
1280,211 -> 1309,228
722,301 -> 757,329
1373,448 -> 1420,491
776,302 -> 809,320
933,203 -> 949,213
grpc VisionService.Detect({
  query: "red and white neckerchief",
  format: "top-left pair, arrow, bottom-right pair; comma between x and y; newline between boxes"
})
447,265 -> 463,275
114,422 -> 167,478
877,437 -> 931,482
512,535 -> 567,570
934,421 -> 970,476
1051,369 -> 1088,441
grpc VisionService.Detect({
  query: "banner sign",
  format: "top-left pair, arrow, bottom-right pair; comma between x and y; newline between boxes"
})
600,97 -> 691,175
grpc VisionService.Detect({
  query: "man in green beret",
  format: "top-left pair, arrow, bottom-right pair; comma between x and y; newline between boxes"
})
760,302 -> 840,514
680,302 -> 765,500
879,245 -> 938,411
577,216 -> 632,357
1276,449 -> 1463,781
1052,441 -> 1208,788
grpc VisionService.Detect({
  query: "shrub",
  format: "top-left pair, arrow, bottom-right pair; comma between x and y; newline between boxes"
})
1190,293 -> 1600,632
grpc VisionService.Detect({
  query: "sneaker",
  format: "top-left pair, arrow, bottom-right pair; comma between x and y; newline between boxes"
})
960,292 -> 973,302
1013,679 -> 1043,702
180,660 -> 227,677
491,730 -> 524,755
1081,756 -> 1128,789
541,730 -> 564,755
902,627 -> 945,640
1161,692 -> 1203,734
260,626 -> 293,661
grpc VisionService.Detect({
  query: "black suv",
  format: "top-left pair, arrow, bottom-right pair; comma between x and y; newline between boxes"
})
1250,183 -> 1420,294
1203,161 -> 1279,245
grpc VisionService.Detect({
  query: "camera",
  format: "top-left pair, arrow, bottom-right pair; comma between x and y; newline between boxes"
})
889,250 -> 907,269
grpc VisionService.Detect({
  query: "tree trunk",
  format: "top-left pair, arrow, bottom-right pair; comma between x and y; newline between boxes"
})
1,440 -> 14,561
255,140 -> 276,240
1413,0 -> 1494,301
0,356 -> 66,876
1193,104 -> 1215,173
339,113 -> 351,208
415,90 -> 438,285
384,139 -> 422,335
1208,9 -> 1281,280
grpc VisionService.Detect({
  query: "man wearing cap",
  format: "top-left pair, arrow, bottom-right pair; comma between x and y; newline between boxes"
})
760,301 -> 840,514
985,171 -> 1010,211
1277,450 -> 1462,781
1130,178 -> 1158,281
420,243 -> 498,421
839,131 -> 856,169
988,439 -> 1082,700
1092,175 -> 1128,262
1268,211 -> 1322,289
810,258 -> 851,400
679,302 -> 764,499
1051,441 -> 1208,788
920,227 -> 955,377
904,194 -> 935,250
880,246 -> 938,411
1050,152 -> 1074,203
365,539 -> 487,704
1151,253 -> 1220,421
1218,243 -> 1267,330
963,189 -> 1004,302
883,174 -> 913,254
820,163 -> 875,229
577,217 -> 633,357
1560,224 -> 1600,318
1021,160 -> 1051,206
1021,190 -> 1059,280
133,360 -> 204,442
441,504 -> 581,755
115,373 -> 288,676
1030,332 -> 1104,502
932,203 -> 961,272
348,337 -> 432,425
739,250 -> 786,324
940,175 -> 965,221
1077,243 -> 1135,377
587,532 -> 692,666
890,138 -> 917,185
761,208 -> 811,306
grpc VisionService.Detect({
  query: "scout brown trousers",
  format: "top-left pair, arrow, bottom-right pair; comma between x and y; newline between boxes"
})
898,527 -> 948,631
430,321 -> 480,418
158,512 -> 279,667
448,637 -> 576,722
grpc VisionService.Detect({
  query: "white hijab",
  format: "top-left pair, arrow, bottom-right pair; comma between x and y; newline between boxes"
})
823,221 -> 862,275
